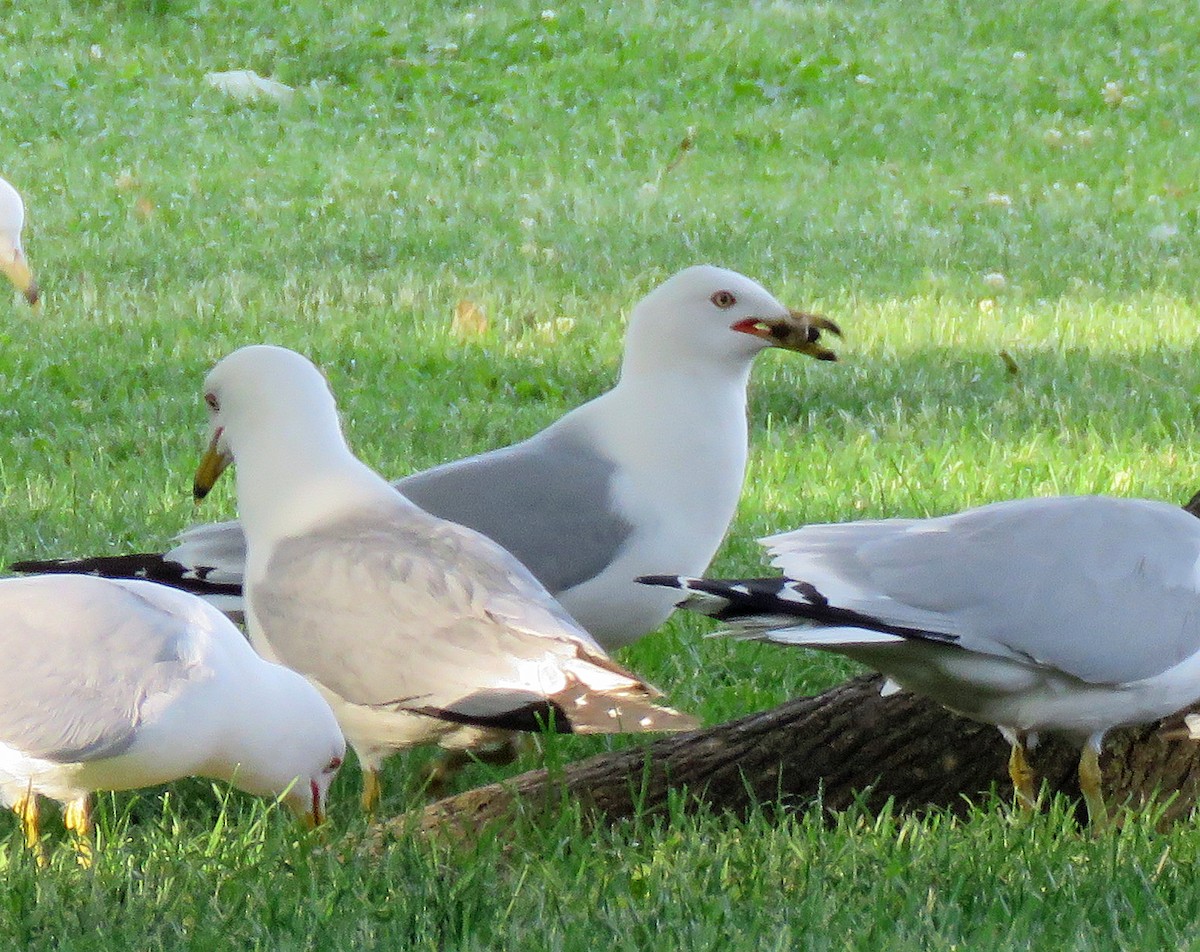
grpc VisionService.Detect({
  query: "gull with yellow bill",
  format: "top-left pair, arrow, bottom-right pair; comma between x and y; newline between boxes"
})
17,266 -> 838,650
192,344 -> 698,811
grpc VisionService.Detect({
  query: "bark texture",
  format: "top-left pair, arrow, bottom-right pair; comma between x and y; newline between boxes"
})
412,674 -> 1200,836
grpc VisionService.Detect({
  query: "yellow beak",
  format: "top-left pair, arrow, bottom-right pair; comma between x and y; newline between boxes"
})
0,251 -> 38,305
731,310 -> 842,361
194,429 -> 232,501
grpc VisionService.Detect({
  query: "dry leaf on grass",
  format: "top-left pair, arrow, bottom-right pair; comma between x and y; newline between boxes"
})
452,299 -> 489,339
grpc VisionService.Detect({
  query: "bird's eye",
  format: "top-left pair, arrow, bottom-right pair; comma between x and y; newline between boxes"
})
710,290 -> 737,309
327,756 -> 343,772
204,392 -> 219,412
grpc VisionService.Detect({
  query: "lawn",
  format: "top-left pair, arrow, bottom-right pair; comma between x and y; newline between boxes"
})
3,0 -> 1200,947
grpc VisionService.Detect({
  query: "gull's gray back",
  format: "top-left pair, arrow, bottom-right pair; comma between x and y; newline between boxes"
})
166,425 -> 633,600
766,496 -> 1200,684
397,424 -> 634,594
0,577 -> 201,762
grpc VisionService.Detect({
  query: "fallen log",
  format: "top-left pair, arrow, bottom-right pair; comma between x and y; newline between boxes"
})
410,673 -> 1200,836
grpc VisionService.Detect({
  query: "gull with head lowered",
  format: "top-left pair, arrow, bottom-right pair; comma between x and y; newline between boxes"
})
15,266 -> 838,649
641,495 -> 1200,827
193,344 -> 698,811
0,574 -> 344,865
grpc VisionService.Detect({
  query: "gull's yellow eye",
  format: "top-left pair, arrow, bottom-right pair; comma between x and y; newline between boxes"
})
710,290 -> 737,309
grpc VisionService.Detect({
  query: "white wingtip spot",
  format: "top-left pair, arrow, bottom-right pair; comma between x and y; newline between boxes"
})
639,716 -> 653,728
574,696 -> 589,707
606,707 -> 619,719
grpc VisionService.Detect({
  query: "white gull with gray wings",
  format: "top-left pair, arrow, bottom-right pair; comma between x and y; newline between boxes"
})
0,574 -> 344,863
194,344 -> 698,810
14,266 -> 838,649
640,496 -> 1200,826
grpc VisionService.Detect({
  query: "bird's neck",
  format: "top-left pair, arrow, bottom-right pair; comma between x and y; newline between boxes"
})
230,424 -> 396,549
200,667 -> 304,799
605,356 -> 753,444
577,357 -> 753,521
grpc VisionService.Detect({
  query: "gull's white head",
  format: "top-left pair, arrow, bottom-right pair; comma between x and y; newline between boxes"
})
194,345 -> 344,500
0,177 -> 37,305
225,663 -> 346,828
621,265 -> 839,378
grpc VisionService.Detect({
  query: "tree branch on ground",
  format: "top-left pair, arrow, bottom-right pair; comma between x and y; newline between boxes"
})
407,673 -> 1200,837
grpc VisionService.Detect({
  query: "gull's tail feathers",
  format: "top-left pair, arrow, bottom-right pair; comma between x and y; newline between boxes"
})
10,553 -> 246,622
636,575 -> 957,648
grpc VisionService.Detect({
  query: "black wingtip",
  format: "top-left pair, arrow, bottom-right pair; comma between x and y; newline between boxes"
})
8,552 -> 244,599
410,701 -> 576,735
821,317 -> 844,339
9,559 -> 50,573
635,574 -> 687,589
408,677 -> 699,736
655,575 -> 962,646
10,556 -> 102,575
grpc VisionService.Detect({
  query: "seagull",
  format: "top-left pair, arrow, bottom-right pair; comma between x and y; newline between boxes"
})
12,266 -> 839,649
639,496 -> 1200,827
192,344 -> 699,811
0,176 -> 39,304
0,574 -> 345,866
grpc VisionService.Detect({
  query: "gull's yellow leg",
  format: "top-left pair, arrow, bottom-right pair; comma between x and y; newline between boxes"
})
12,789 -> 46,867
423,737 -> 524,799
470,737 -> 523,769
1078,743 -> 1109,830
63,796 -> 94,868
1008,738 -> 1038,811
423,750 -> 470,800
360,767 -> 382,813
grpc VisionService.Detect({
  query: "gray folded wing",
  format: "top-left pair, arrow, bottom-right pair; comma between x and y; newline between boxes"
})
166,520 -> 248,586
762,496 -> 1200,685
163,424 -> 634,600
0,577 -> 202,762
397,425 -> 634,594
251,504 -> 615,712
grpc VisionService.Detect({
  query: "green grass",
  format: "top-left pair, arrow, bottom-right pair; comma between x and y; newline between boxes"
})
4,0 -> 1200,947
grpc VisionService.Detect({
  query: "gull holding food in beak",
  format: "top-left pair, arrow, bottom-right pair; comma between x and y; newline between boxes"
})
16,267 -> 839,652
